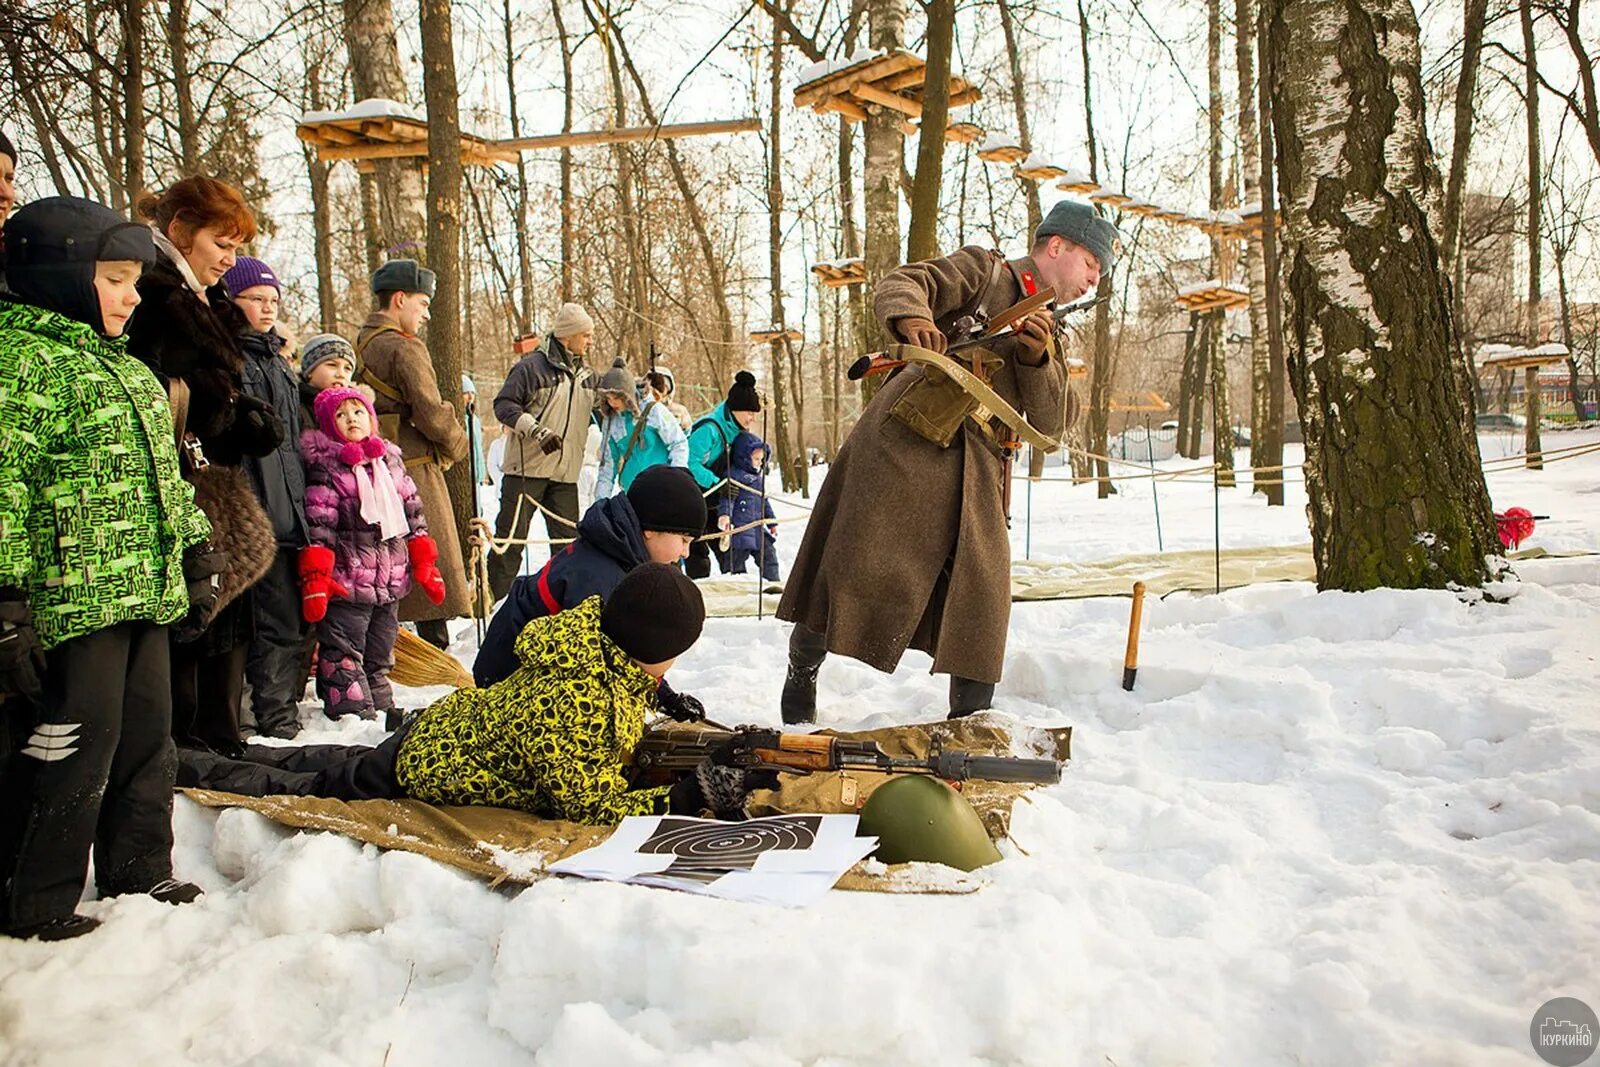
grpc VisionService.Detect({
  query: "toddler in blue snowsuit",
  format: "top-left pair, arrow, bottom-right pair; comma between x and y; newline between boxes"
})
720,432 -> 779,581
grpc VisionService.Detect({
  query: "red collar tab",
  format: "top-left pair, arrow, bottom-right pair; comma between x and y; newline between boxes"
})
1019,270 -> 1039,297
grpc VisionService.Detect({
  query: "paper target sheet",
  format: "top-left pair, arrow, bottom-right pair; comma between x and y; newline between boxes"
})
548,814 -> 877,907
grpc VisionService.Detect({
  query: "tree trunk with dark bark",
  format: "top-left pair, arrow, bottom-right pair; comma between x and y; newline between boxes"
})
1237,0 -> 1281,503
906,0 -> 953,263
1079,0 -> 1115,496
1269,0 -> 1500,590
503,0 -> 534,333
166,0 -> 199,173
122,0 -> 146,204
997,0 -> 1042,239
1207,0 -> 1235,487
552,0 -> 575,304
304,57 -> 339,332
1521,0 -> 1544,469
419,0 -> 474,581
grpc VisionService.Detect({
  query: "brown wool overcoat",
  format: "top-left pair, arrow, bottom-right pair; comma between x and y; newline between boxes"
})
776,246 -> 1073,684
357,311 -> 472,621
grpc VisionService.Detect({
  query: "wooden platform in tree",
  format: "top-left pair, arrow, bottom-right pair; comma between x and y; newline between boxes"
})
810,258 -> 867,288
298,99 -> 517,169
1176,281 -> 1249,312
794,49 -> 979,123
1088,190 -> 1133,207
977,135 -> 1028,164
1016,154 -> 1068,181
750,328 -> 804,344
1056,169 -> 1099,194
944,121 -> 984,144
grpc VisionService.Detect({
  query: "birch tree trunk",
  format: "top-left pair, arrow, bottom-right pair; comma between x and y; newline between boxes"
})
1237,0 -> 1281,502
342,0 -> 426,257
419,0 -> 474,572
906,0 -> 953,263
1208,0 -> 1235,487
1079,0 -> 1115,496
1269,0 -> 1499,590
1521,0 -> 1544,469
862,0 -> 906,353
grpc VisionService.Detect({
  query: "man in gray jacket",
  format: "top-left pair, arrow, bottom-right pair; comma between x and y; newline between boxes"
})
489,302 -> 598,601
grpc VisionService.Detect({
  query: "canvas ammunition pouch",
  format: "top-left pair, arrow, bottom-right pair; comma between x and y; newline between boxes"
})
887,253 -> 1013,449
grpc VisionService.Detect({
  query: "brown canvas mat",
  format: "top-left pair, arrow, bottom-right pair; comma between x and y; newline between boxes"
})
180,717 -> 1071,896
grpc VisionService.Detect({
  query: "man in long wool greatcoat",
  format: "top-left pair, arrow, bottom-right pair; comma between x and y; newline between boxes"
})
776,200 -> 1118,721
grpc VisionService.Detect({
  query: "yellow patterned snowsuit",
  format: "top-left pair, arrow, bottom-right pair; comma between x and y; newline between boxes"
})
394,596 -> 673,823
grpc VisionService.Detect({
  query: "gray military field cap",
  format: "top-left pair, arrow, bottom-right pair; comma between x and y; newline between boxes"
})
371,258 -> 436,297
1035,199 -> 1120,279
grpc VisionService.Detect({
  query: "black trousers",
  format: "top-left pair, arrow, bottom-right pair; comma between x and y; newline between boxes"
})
1,622 -> 177,927
246,547 -> 309,735
176,728 -> 407,801
488,475 -> 580,602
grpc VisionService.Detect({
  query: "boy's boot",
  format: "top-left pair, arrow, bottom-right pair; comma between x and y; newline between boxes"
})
947,677 -> 996,720
780,625 -> 827,725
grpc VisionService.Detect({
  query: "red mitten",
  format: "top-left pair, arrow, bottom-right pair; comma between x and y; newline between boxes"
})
408,535 -> 446,605
298,545 -> 350,623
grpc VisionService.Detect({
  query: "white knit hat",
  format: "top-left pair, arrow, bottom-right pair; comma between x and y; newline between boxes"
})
552,302 -> 595,339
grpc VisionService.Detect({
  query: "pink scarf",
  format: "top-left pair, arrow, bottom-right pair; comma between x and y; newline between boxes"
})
343,438 -> 409,539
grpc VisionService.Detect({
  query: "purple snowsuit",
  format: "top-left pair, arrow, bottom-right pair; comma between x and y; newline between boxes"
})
301,426 -> 427,718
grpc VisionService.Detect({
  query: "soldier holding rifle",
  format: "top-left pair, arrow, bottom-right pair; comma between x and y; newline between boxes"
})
776,201 -> 1117,721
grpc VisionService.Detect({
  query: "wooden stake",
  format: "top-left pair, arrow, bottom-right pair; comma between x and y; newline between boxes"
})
1122,581 -> 1146,691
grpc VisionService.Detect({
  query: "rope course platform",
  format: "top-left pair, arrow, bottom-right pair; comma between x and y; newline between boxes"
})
1176,280 -> 1250,312
810,258 -> 867,288
793,49 -> 980,124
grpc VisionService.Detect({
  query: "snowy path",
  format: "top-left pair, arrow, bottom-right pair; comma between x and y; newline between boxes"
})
1,432 -> 1596,1066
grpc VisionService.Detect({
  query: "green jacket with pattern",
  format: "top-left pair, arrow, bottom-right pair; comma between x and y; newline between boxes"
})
0,300 -> 212,649
394,595 -> 672,823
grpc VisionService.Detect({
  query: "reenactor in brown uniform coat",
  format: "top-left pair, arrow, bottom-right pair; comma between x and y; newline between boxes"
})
356,260 -> 471,648
776,201 -> 1118,721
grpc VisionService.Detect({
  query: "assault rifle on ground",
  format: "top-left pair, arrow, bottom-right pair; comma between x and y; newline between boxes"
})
632,726 -> 1063,785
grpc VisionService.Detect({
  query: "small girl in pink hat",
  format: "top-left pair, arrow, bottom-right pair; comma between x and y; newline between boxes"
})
299,386 -> 444,720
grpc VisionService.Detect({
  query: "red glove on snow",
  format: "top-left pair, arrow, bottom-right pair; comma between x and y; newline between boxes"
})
298,545 -> 349,623
408,535 -> 446,605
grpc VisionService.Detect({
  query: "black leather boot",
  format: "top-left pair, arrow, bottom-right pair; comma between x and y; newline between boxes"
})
780,625 -> 827,725
947,677 -> 996,719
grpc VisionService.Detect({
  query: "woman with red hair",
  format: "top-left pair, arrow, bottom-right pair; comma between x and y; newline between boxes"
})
126,176 -> 285,756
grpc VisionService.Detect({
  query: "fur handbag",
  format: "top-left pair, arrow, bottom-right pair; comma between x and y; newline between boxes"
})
167,378 -> 276,629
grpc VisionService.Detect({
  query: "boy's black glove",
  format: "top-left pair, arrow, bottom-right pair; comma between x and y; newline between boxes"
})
656,681 -> 705,723
233,394 -> 286,457
0,591 -> 46,704
668,757 -> 781,820
171,544 -> 227,643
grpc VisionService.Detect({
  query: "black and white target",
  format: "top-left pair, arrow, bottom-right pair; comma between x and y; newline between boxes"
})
639,816 -> 823,884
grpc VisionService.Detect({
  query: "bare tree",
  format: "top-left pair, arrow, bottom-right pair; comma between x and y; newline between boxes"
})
341,0 -> 425,256
906,0 -> 953,262
862,0 -> 906,350
1268,0 -> 1500,589
1078,0 -> 1116,498
419,0 -> 472,563
1207,0 -> 1234,487
1520,0 -> 1546,467
1237,0 -> 1282,503
996,0 -> 1041,239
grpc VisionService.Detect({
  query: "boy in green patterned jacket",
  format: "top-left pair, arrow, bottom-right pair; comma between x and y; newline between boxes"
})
0,197 -> 218,941
178,563 -> 776,824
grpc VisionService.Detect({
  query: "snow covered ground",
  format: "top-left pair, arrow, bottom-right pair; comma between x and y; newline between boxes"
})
2,431 -> 1597,1066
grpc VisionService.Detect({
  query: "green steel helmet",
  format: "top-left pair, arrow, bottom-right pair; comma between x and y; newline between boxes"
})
858,775 -> 1002,871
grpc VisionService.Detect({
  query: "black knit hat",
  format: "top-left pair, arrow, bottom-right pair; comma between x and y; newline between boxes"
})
726,370 -> 760,413
4,197 -> 156,335
627,465 -> 707,535
601,562 -> 706,663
